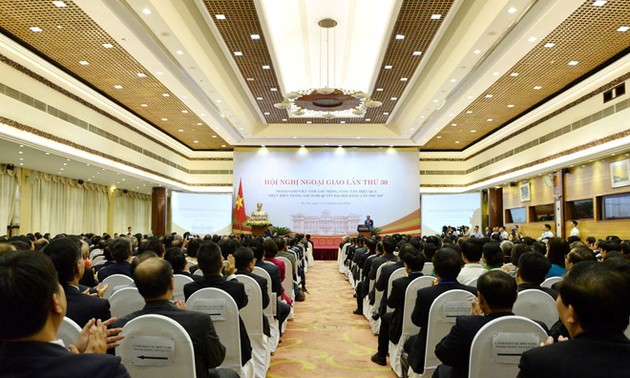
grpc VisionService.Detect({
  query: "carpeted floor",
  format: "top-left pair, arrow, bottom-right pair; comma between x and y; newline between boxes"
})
267,261 -> 397,378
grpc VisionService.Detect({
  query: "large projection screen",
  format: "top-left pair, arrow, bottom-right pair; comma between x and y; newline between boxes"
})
233,148 -> 420,237
420,193 -> 482,236
171,192 -> 232,235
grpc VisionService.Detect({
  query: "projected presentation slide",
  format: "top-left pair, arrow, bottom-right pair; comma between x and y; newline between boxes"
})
171,192 -> 232,235
233,148 -> 420,236
421,193 -> 482,236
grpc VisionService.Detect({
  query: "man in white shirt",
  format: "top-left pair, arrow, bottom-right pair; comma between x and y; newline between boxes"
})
457,239 -> 486,284
569,220 -> 580,238
499,226 -> 509,241
469,225 -> 483,239
539,224 -> 555,241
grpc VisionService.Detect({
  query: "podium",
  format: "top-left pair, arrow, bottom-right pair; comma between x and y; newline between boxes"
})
357,224 -> 372,238
251,225 -> 266,237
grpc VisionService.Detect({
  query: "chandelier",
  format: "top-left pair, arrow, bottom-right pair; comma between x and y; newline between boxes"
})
274,18 -> 382,119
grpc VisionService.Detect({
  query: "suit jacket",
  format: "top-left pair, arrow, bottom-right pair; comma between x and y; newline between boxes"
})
63,284 -> 111,327
113,300 -> 225,378
255,260 -> 282,296
387,271 -> 423,343
235,269 -> 271,337
404,282 -> 477,373
517,282 -> 557,300
0,341 -> 129,378
518,331 -> 630,378
97,262 -> 133,282
375,261 -> 403,316
277,250 -> 297,279
434,312 -> 515,378
184,276 -> 252,365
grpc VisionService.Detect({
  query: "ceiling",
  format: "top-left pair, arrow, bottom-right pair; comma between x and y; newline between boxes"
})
0,0 -> 628,153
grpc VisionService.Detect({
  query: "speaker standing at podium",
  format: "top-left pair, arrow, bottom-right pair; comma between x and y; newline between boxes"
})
364,215 -> 374,231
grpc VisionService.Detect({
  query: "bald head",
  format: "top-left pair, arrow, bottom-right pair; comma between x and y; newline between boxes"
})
133,257 -> 173,300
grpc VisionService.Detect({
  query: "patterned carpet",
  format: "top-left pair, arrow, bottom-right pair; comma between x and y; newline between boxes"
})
267,261 -> 397,378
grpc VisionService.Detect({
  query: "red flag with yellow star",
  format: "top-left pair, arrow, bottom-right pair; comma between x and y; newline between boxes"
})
234,178 -> 247,224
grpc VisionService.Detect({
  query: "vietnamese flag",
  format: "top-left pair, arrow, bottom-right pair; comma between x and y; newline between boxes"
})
234,178 -> 247,224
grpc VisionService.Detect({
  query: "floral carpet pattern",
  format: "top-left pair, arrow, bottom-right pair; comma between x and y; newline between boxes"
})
267,261 -> 397,378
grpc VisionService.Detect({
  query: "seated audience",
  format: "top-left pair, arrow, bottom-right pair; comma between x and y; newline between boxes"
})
43,237 -> 111,327
517,252 -> 557,299
113,258 -> 235,378
457,239 -> 486,283
97,238 -> 133,281
518,262 -> 630,377
184,242 -> 252,366
234,247 -> 271,337
545,237 -> 569,278
434,270 -> 546,378
0,251 -> 129,378
164,247 -> 196,279
481,242 -> 504,270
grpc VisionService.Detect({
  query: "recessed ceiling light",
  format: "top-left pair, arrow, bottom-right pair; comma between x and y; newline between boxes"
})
507,7 -> 517,13
544,42 -> 556,48
52,1 -> 67,7
197,122 -> 202,126
306,121 -> 312,124
261,145 -> 266,148
454,141 -> 460,144
412,51 -> 422,56
568,60 -> 579,66
473,49 -> 481,54
507,104 -> 515,108
178,129 -> 184,132
18,151 -> 23,154
264,112 -> 270,115
136,73 -> 146,77
365,118 -> 371,121
193,140 -> 199,143
451,123 -> 457,126
384,65 -> 393,69
212,135 -> 217,138
102,43 -> 113,48
466,110 -> 473,114
510,72 -> 519,77
340,121 -> 346,124
60,168 -> 64,171
592,0 -> 606,6
400,77 -> 408,81
383,112 -> 389,115
487,118 -> 493,122
391,97 -> 397,101
485,94 -> 493,98
270,88 -> 277,91
433,99 -> 439,103
262,65 -> 270,69
437,136 -> 442,139
471,129 -> 477,133
431,14 -> 442,20
533,86 -> 542,90
181,110 -> 188,113
256,97 -> 263,100
45,152 -> 50,155
617,26 -> 629,32
282,119 -> 287,122
234,51 -> 243,56
376,88 -> 384,92
113,85 -> 123,89
251,34 -> 260,40
175,50 -> 184,55
142,8 -> 152,15
156,71 -> 164,75
215,14 -> 226,20
29,26 -> 43,33
162,93 -> 170,97
450,78 -> 457,83
140,103 -> 148,107
246,77 -> 254,81
528,36 -> 537,42
161,118 -> 168,121
79,60 -> 89,65
395,34 -> 405,40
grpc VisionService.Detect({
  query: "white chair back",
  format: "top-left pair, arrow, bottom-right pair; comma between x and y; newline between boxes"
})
401,276 -> 436,337
173,274 -> 194,301
372,264 -> 387,316
193,269 -> 204,277
252,267 -> 275,317
386,268 -> 407,306
422,290 -> 477,376
235,275 -> 264,338
306,243 -> 314,266
422,262 -> 434,276
58,316 -> 81,347
186,288 -> 242,370
468,316 -> 548,378
275,256 -> 295,302
101,274 -> 134,299
109,287 -> 145,319
513,289 -> 559,328
465,277 -> 478,287
116,314 -> 196,378
541,276 -> 562,289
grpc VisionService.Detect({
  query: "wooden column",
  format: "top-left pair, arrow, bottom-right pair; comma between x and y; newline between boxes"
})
488,187 -> 504,228
553,170 -> 566,239
151,187 -> 168,237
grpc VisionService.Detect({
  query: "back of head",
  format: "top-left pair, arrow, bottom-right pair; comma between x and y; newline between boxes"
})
547,237 -> 570,265
220,238 -> 238,259
566,246 -> 597,265
248,238 -> 264,260
382,236 -> 397,255
518,252 -> 551,284
273,237 -> 286,252
186,238 -> 202,258
133,258 -> 173,300
138,237 -> 165,257
0,251 -> 58,340
461,239 -> 483,262
263,238 -> 278,258
108,237 -> 132,262
234,247 -> 255,271
365,238 -> 376,253
197,241 -> 224,275
432,247 -> 463,281
482,242 -> 504,268
558,261 -> 630,333
601,240 -> 621,253
42,237 -> 82,283
422,243 -> 438,260
164,247 -> 187,272
398,243 -> 418,260
402,250 -> 425,272
477,270 -> 517,311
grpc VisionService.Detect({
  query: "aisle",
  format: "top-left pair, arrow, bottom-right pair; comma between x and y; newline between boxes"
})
267,261 -> 397,378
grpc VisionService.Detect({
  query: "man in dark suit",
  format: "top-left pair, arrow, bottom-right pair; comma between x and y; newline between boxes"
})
516,252 -> 557,299
97,237 -> 133,281
234,247 -> 270,337
0,251 -> 130,378
184,241 -> 252,366
433,270 -> 541,378
374,243 -> 417,319
372,250 -> 425,365
43,237 -> 111,327
518,262 -> 630,378
353,237 -> 376,314
113,257 -> 236,378
263,224 -> 275,238
403,247 -> 477,374
364,215 -> 374,231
